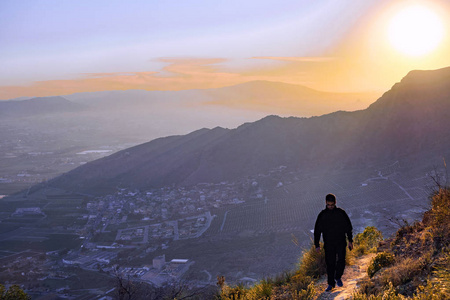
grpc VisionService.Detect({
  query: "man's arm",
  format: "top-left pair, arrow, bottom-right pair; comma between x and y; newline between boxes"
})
314,212 -> 322,249
343,210 -> 353,250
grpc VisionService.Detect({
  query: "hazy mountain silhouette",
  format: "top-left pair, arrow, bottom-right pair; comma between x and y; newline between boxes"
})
46,67 -> 450,194
202,80 -> 378,116
0,96 -> 85,117
62,81 -> 377,116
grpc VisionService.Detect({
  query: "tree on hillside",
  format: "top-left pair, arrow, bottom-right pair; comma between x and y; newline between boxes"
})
0,284 -> 31,300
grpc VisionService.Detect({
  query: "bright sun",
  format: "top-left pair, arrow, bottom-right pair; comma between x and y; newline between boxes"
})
388,5 -> 444,57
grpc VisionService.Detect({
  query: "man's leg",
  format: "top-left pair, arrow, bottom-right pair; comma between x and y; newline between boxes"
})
335,243 -> 346,281
324,244 -> 337,287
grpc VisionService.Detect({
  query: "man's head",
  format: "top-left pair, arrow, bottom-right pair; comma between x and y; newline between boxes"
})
325,193 -> 336,210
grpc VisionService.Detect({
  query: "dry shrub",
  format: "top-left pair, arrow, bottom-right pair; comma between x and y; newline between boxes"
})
381,257 -> 424,285
428,251 -> 450,299
367,252 -> 395,278
412,279 -> 449,300
219,276 -> 316,300
247,280 -> 273,299
353,188 -> 449,300
270,281 -> 315,300
391,223 -> 418,248
289,274 -> 313,293
352,281 -> 405,300
428,188 -> 450,251
218,283 -> 247,300
429,188 -> 450,227
354,279 -> 449,300
271,271 -> 294,287
296,244 -> 326,278
217,243 -> 321,300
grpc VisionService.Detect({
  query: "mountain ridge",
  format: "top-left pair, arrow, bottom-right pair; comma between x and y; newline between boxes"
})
45,67 -> 450,194
63,80 -> 379,116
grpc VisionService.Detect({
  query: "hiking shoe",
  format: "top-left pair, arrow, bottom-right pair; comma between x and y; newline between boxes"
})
325,285 -> 333,292
336,279 -> 343,287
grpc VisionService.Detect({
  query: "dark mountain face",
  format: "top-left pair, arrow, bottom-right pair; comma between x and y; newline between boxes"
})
360,68 -> 450,160
48,67 -> 450,194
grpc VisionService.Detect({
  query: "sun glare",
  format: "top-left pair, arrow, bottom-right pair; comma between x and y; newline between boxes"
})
388,5 -> 444,57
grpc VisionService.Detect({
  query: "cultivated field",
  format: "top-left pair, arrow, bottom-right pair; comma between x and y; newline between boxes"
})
206,166 -> 431,242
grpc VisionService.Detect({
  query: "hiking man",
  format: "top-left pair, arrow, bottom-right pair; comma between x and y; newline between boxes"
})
314,193 -> 353,292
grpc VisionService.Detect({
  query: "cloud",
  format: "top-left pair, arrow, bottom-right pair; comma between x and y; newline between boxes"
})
2,57 -> 347,100
252,57 -> 336,63
0,56 -> 359,100
0,58 -> 247,99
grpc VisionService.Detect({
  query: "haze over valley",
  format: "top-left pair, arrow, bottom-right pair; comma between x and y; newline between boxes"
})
0,80 -> 379,196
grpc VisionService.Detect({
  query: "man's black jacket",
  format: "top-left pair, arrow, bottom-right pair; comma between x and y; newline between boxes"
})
314,206 -> 353,248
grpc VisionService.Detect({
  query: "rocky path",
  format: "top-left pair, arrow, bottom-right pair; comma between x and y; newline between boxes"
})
315,254 -> 375,300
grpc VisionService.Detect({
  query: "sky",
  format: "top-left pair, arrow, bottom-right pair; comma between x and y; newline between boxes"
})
0,0 -> 449,100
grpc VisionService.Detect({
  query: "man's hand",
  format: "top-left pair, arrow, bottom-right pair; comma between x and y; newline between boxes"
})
348,242 -> 353,251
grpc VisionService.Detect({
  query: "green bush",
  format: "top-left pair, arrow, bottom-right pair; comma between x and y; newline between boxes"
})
354,226 -> 383,256
367,252 -> 395,278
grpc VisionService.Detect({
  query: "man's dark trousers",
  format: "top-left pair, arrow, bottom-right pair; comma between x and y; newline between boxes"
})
324,242 -> 346,287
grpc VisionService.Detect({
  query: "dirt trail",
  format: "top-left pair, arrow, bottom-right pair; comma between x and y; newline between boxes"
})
315,254 -> 375,300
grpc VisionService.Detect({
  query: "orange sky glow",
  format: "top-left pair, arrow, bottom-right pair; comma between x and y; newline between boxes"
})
0,0 -> 449,101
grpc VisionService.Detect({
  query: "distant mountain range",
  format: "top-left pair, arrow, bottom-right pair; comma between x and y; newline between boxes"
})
201,80 -> 379,116
46,67 -> 450,194
0,96 -> 85,117
0,80 -> 376,118
0,81 -> 379,147
62,80 -> 378,117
